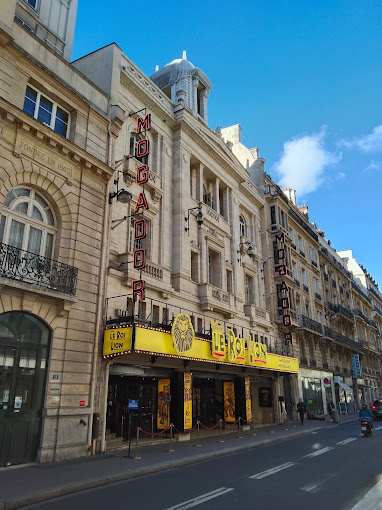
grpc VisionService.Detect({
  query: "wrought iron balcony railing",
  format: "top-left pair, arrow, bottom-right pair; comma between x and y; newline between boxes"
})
299,315 -> 323,335
0,242 -> 78,295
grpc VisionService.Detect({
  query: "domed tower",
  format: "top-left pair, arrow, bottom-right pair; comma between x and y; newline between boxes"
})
150,51 -> 213,123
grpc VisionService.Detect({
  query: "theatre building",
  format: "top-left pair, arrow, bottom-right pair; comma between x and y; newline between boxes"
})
72,46 -> 300,447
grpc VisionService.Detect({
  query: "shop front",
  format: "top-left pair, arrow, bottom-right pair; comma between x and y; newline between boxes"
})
102,314 -> 299,445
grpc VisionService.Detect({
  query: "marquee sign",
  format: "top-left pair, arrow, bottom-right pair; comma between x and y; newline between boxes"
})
131,113 -> 151,303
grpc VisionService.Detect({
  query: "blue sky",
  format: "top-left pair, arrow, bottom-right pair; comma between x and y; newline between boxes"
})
72,1 -> 382,286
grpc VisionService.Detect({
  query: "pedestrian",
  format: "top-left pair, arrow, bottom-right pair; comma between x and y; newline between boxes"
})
327,400 -> 335,421
297,398 -> 307,425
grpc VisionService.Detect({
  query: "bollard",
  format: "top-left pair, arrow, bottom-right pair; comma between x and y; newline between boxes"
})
168,423 -> 175,452
218,419 -> 224,443
134,427 -> 141,460
237,417 -> 243,439
250,420 -> 256,436
195,420 -> 201,447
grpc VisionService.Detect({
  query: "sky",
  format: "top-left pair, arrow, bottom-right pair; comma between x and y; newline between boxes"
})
72,0 -> 382,286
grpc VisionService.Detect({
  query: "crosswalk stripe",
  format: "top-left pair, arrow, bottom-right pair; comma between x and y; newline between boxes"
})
165,488 -> 234,510
304,447 -> 334,458
249,462 -> 295,479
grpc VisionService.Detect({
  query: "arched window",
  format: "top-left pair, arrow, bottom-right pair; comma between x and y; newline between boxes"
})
239,215 -> 247,238
0,188 -> 56,259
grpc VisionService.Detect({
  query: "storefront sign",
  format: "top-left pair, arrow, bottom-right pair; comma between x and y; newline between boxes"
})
184,373 -> 192,430
103,327 -> 133,357
157,378 -> 170,430
352,354 -> 361,377
223,381 -> 235,423
275,233 -> 293,342
132,113 -> 151,303
132,323 -> 299,372
245,378 -> 252,423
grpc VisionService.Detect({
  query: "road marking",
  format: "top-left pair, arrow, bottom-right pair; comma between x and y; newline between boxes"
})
165,488 -> 234,510
249,462 -> 295,479
350,478 -> 382,509
304,447 -> 334,458
336,438 -> 358,445
374,426 -> 382,430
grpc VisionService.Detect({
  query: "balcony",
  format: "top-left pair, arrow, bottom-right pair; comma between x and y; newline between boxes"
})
333,332 -> 363,352
0,242 -> 78,295
333,304 -> 355,322
291,243 -> 296,250
300,357 -> 308,365
339,286 -> 344,294
311,260 -> 318,268
303,284 -> 309,293
332,280 -> 337,288
323,326 -> 334,339
309,359 -> 317,367
299,315 -> 323,335
323,362 -> 329,369
198,283 -> 235,318
315,292 -> 322,301
244,304 -> 270,328
294,278 -> 300,287
324,273 -> 329,281
373,306 -> 382,318
299,250 -> 305,258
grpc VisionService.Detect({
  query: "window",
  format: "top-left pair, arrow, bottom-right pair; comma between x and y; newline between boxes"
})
245,275 -> 255,305
191,252 -> 199,283
290,229 -> 296,247
279,209 -> 286,229
130,132 -> 149,165
270,206 -> 276,225
298,236 -> 305,256
208,249 -> 221,288
226,269 -> 232,293
239,215 -> 247,238
23,85 -> 69,138
25,0 -> 38,9
203,185 -> 212,208
0,188 -> 56,259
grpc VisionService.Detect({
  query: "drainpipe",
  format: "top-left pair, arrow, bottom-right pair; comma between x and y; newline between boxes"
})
87,123 -> 113,451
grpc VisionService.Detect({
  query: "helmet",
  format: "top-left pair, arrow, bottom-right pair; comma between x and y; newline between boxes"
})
362,404 -> 367,409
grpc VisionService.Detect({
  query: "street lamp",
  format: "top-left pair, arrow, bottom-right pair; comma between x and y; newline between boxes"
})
185,206 -> 204,236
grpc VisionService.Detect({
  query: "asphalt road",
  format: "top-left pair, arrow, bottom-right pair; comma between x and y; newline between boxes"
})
27,421 -> 382,510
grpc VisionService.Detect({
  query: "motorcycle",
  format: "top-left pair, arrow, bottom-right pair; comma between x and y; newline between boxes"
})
361,419 -> 373,437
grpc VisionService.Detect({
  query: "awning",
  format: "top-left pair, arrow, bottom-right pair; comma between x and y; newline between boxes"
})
337,381 -> 353,394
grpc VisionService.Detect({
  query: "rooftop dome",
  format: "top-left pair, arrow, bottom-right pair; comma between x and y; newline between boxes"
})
150,51 -> 212,91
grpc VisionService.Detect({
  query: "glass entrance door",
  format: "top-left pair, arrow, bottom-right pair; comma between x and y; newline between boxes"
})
0,312 -> 50,466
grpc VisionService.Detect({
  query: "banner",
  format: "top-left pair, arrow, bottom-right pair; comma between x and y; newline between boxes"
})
157,378 -> 170,430
103,327 -> 132,357
245,377 -> 252,423
223,381 -> 235,423
184,373 -> 192,430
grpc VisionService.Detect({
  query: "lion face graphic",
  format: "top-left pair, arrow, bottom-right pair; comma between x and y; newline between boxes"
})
171,314 -> 195,354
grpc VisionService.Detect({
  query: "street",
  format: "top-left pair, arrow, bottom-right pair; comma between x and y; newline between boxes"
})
27,421 -> 382,510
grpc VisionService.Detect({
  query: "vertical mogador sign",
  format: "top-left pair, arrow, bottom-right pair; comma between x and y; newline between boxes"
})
275,233 -> 293,345
131,113 -> 151,302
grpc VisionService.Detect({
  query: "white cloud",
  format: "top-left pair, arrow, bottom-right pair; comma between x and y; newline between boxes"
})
363,160 -> 382,172
336,172 -> 346,181
273,129 -> 340,196
341,124 -> 382,152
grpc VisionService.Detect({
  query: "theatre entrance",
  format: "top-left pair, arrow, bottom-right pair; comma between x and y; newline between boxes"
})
192,377 -> 221,427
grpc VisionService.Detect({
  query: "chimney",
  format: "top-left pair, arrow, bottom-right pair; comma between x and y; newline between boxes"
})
298,204 -> 309,219
283,187 -> 297,205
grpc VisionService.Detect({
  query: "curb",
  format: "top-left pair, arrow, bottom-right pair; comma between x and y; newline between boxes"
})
0,419 -> 358,509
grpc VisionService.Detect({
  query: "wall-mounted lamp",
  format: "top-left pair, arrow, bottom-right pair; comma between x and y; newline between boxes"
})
109,166 -> 134,204
185,206 -> 204,236
237,241 -> 254,262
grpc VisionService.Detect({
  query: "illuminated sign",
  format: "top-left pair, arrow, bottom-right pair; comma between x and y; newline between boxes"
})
157,378 -> 170,430
184,373 -> 192,430
275,233 -> 293,344
245,378 -> 252,423
223,381 -> 235,423
132,113 -> 151,303
103,327 -> 132,357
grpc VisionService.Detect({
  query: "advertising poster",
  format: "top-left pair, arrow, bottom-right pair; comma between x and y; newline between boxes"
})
223,381 -> 235,423
157,378 -> 170,430
245,377 -> 252,423
184,373 -> 192,430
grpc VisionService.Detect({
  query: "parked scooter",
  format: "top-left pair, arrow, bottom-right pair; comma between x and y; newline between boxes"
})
360,418 -> 373,437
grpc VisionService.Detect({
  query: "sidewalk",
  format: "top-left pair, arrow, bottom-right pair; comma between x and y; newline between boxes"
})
0,414 -> 357,510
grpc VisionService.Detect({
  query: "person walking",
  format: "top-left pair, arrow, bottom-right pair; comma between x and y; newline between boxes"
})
327,400 -> 335,421
297,398 -> 307,425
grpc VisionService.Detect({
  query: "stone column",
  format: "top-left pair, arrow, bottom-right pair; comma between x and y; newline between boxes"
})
213,177 -> 220,213
200,89 -> 209,123
192,77 -> 199,115
196,162 -> 204,203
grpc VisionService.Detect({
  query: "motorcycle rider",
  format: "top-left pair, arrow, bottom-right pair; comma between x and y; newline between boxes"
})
359,403 -> 373,429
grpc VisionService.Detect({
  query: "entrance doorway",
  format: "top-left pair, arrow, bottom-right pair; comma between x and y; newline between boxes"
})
0,312 -> 50,466
283,375 -> 294,419
192,378 -> 219,426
